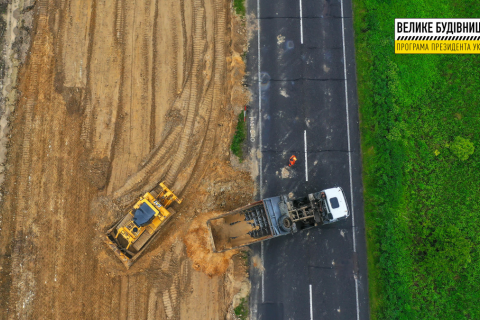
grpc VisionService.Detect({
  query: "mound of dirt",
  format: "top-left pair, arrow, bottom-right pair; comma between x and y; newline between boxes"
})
184,211 -> 238,277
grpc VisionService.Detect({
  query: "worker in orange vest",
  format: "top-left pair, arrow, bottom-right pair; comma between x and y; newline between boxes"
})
289,155 -> 297,167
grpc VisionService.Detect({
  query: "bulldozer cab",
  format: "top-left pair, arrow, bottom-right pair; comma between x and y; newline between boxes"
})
133,202 -> 158,227
105,182 -> 183,268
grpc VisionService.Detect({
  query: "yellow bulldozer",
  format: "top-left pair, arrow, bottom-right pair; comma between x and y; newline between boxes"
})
105,182 -> 182,268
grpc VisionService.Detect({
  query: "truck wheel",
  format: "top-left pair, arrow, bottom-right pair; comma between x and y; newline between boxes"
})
279,215 -> 293,232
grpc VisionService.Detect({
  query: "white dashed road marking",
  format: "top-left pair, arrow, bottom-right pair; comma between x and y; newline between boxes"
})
299,0 -> 304,44
261,241 -> 265,302
257,0 -> 263,197
309,284 -> 313,319
304,130 -> 308,181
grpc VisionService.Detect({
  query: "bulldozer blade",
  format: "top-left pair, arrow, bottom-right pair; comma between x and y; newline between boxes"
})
104,236 -> 132,269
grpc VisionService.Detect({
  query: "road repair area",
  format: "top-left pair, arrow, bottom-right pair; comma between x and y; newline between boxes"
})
0,0 -> 254,319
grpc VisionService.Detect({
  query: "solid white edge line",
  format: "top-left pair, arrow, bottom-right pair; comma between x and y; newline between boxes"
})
300,0 -> 304,44
257,0 -> 265,304
304,130 -> 308,181
355,277 -> 360,320
257,0 -> 262,198
309,284 -> 313,320
340,0 -> 360,319
340,0 -> 355,255
261,241 -> 265,302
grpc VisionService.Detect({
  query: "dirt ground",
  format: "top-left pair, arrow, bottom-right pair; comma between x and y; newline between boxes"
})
0,0 -> 253,319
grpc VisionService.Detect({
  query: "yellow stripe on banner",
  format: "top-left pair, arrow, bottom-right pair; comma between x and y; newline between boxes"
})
395,40 -> 480,54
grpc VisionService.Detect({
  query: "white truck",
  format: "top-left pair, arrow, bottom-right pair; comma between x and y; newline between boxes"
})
207,187 -> 350,252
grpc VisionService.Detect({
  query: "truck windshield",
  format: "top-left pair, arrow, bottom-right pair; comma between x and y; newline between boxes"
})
329,197 -> 340,209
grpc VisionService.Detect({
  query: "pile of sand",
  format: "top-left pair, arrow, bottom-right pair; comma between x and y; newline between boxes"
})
184,211 -> 239,277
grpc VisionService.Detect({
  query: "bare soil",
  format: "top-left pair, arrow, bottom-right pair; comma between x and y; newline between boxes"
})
0,0 -> 253,319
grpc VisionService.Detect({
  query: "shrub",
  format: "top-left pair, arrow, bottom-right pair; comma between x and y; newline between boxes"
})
234,297 -> 248,320
449,136 -> 474,161
233,0 -> 246,17
231,112 -> 246,161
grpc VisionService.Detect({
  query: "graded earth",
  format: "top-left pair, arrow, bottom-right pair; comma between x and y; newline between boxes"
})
0,0 -> 252,319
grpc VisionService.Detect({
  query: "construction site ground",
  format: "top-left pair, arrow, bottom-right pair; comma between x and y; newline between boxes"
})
0,0 -> 254,319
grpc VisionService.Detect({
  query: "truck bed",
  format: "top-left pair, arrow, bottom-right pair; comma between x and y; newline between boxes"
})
207,188 -> 350,253
207,201 -> 274,252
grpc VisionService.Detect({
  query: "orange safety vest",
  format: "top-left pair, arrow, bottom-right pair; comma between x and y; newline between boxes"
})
289,155 -> 297,166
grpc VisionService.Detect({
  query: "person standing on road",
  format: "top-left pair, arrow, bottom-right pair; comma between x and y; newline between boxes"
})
289,155 -> 297,167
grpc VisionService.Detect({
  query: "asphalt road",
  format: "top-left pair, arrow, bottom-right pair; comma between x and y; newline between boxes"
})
245,0 -> 370,319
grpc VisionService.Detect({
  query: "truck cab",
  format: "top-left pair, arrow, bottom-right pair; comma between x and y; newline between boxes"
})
278,187 -> 350,233
323,187 -> 350,223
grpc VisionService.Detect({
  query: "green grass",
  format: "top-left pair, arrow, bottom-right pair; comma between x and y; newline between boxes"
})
234,297 -> 249,320
239,250 -> 249,267
233,0 -> 246,17
231,111 -> 246,161
354,0 -> 480,319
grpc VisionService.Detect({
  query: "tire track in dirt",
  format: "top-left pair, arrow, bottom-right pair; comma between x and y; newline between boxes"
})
127,275 -> 138,320
55,0 -> 103,315
146,288 -> 158,320
112,127 -> 179,204
107,0 -> 166,195
47,96 -> 68,320
9,2 -> 49,317
169,8 -> 179,99
80,0 -> 122,191
177,0 -> 228,195
149,0 -> 159,151
5,1 -> 117,317
112,0 -> 209,202
179,0 -> 188,91
119,276 -> 129,320
110,2 -> 234,318
0,0 -> 251,318
115,0 -> 125,44
164,0 -> 206,186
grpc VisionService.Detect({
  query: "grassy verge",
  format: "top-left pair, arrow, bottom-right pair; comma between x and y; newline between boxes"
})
239,250 -> 249,267
233,0 -> 246,18
231,111 -> 246,161
234,297 -> 249,320
354,0 -> 480,319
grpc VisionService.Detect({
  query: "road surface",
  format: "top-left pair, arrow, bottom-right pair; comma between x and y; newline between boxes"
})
246,0 -> 370,319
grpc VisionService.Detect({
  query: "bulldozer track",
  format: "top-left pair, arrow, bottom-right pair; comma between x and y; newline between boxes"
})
147,288 -> 159,320
149,0 -> 159,152
0,0 -> 246,318
179,0 -> 188,90
132,228 -> 152,251
164,1 -> 207,187
161,249 -> 174,272
162,289 -> 174,319
179,258 -> 192,293
179,0 -> 228,194
115,0 -> 125,44
9,2 -> 50,316
112,127 -> 179,202
127,275 -> 138,320
169,275 -> 180,315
